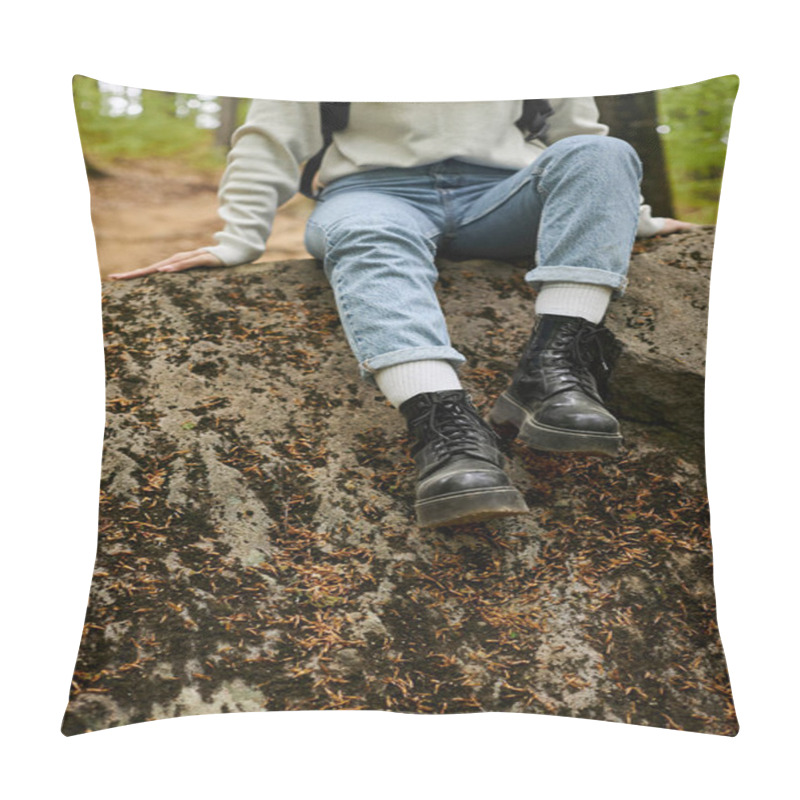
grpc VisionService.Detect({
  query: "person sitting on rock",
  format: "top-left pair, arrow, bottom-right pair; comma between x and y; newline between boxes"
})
111,99 -> 694,528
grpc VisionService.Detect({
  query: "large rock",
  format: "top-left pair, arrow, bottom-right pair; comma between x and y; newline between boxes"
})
63,228 -> 736,736
606,227 -> 712,442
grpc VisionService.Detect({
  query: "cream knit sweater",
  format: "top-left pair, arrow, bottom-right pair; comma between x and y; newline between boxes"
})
204,99 -> 664,266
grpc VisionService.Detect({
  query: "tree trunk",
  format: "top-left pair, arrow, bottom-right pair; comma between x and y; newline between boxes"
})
215,97 -> 240,149
595,92 -> 674,219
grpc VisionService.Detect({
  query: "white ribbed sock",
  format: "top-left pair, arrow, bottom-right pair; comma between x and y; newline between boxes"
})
534,282 -> 612,324
374,360 -> 462,408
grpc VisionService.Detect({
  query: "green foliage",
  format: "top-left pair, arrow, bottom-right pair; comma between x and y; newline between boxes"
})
73,74 -> 739,227
657,76 -> 739,224
72,76 -> 229,172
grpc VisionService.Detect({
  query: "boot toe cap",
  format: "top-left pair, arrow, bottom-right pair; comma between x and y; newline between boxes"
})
418,459 -> 513,501
537,392 -> 619,434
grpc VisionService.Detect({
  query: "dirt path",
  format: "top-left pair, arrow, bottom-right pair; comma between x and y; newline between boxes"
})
88,160 -> 314,279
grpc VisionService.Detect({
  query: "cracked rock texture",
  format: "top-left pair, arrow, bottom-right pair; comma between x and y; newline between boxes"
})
63,227 -> 737,736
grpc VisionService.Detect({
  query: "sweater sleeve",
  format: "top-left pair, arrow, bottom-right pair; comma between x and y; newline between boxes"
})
542,98 -> 666,238
637,199 -> 666,237
540,97 -> 609,144
203,100 -> 324,266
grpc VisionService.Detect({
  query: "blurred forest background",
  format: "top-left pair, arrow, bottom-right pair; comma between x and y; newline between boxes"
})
72,76 -> 738,279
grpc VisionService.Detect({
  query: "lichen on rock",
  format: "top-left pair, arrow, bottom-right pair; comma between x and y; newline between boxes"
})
63,228 -> 737,736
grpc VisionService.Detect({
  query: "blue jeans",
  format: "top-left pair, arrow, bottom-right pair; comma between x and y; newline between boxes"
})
304,135 -> 642,381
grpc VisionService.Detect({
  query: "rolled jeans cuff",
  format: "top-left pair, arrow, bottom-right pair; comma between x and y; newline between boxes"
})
525,265 -> 629,297
360,346 -> 467,382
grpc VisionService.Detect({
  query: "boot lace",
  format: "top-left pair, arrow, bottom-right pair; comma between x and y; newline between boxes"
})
531,319 -> 618,399
571,323 -> 613,396
410,394 -> 498,463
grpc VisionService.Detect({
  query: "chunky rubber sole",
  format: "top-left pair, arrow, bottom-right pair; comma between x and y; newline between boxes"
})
487,391 -> 621,457
415,485 -> 529,529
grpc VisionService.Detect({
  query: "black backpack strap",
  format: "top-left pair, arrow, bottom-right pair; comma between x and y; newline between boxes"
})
299,102 -> 350,198
516,99 -> 554,142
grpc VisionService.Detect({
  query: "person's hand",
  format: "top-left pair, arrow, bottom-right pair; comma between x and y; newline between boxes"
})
108,248 -> 223,280
657,218 -> 700,235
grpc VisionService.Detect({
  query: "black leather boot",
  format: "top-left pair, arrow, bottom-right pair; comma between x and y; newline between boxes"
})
487,314 -> 622,456
399,390 -> 529,528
